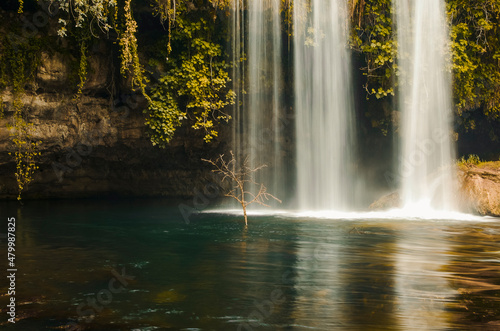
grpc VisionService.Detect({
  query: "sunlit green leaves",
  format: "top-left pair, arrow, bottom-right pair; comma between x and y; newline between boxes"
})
145,4 -> 234,146
448,0 -> 500,121
351,0 -> 500,135
350,0 -> 397,101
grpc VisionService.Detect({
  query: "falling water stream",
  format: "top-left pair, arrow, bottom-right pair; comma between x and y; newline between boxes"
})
394,0 -> 457,211
231,0 -> 286,204
231,0 -> 458,213
293,0 -> 355,211
231,0 -> 244,167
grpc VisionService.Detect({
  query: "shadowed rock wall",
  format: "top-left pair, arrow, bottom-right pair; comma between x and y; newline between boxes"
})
0,45 -> 228,200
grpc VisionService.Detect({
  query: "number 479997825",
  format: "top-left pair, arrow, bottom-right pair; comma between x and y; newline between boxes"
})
7,217 -> 15,268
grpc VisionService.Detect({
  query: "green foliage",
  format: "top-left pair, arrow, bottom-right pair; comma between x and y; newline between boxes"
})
9,114 -> 40,201
52,0 -> 148,94
1,36 -> 42,200
0,51 -> 5,119
350,0 -> 500,139
119,0 -> 149,94
51,0 -> 116,37
18,0 -> 23,13
151,0 -> 179,55
350,0 -> 397,100
349,0 -> 396,135
145,3 -> 235,146
76,41 -> 88,97
7,0 -> 234,152
146,75 -> 186,147
457,154 -> 482,167
448,0 -> 500,122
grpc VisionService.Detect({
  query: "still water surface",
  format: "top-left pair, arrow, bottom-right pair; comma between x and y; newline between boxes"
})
1,199 -> 499,330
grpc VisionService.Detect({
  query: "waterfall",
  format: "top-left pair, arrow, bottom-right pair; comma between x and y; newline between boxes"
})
293,0 -> 355,211
231,0 -> 244,163
232,0 -> 287,206
394,0 -> 457,210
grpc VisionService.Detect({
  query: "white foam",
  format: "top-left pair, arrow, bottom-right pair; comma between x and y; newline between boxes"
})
202,207 -> 493,222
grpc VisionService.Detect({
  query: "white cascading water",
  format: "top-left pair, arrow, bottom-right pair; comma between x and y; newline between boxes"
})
231,0 -> 244,161
394,0 -> 457,211
293,0 -> 355,211
231,0 -> 286,205
248,0 -> 285,201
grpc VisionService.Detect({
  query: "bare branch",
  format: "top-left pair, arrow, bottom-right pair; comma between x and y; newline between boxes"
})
202,150 -> 281,225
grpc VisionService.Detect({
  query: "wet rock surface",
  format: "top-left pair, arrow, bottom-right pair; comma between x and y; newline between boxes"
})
458,163 -> 500,217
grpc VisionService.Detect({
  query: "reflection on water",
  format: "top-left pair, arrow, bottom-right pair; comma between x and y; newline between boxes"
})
0,199 -> 499,330
393,225 -> 454,330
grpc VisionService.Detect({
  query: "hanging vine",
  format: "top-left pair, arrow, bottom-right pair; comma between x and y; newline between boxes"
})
119,0 -> 149,94
75,40 -> 89,97
51,0 -> 117,37
2,37 -> 42,200
152,0 -> 178,55
448,0 -> 500,119
145,2 -> 235,146
50,0 -> 149,96
349,0 -> 397,100
18,0 -> 24,13
9,101 -> 40,201
0,51 -> 6,120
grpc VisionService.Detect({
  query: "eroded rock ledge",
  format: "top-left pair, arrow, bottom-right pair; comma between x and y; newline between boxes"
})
0,31 -> 229,200
0,91 -> 227,199
458,163 -> 500,217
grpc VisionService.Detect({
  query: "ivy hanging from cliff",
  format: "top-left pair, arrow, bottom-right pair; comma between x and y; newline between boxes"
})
349,0 -> 500,140
0,50 -> 6,119
76,39 -> 89,97
151,0 -> 178,55
350,0 -> 397,100
50,0 -> 149,94
145,1 -> 235,146
448,0 -> 500,123
118,0 -> 149,94
1,37 -> 42,200
348,0 -> 397,136
51,0 -> 116,37
9,105 -> 40,201
18,0 -> 24,13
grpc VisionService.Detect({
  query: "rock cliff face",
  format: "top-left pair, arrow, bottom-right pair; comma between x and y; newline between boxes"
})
0,49 -> 228,200
458,163 -> 500,217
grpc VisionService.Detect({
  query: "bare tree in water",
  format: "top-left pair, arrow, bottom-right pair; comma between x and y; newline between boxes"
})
203,151 -> 281,226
